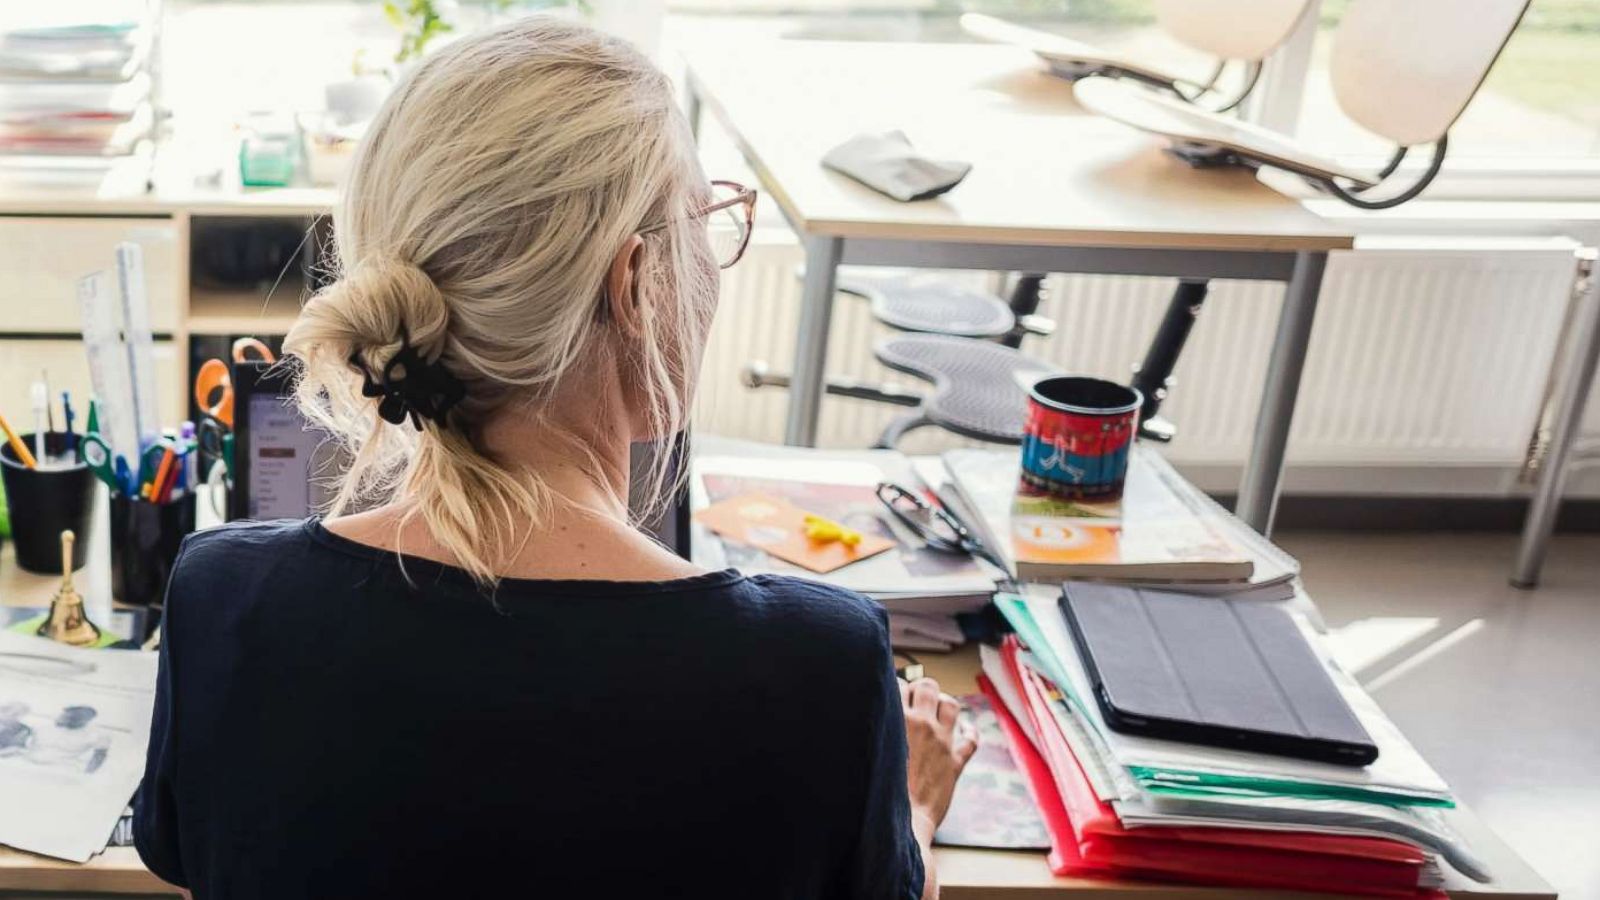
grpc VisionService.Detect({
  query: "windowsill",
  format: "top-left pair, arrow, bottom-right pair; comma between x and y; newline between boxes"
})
1248,170 -> 1600,243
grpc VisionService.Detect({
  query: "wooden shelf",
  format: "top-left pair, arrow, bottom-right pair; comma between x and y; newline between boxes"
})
187,283 -> 305,336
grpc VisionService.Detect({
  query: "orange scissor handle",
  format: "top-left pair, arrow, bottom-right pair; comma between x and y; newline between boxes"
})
232,337 -> 276,364
194,358 -> 234,428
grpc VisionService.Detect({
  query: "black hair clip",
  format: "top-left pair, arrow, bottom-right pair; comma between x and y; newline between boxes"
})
349,339 -> 466,431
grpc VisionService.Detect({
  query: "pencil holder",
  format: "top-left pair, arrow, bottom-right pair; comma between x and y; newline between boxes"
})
0,432 -> 96,574
111,493 -> 197,607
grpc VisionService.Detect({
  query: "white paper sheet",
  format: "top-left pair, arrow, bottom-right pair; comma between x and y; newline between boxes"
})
0,631 -> 158,862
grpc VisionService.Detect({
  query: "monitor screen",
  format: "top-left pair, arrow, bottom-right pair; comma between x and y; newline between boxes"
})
243,391 -> 342,521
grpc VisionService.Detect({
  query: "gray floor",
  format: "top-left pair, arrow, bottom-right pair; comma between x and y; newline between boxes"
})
1276,529 -> 1600,900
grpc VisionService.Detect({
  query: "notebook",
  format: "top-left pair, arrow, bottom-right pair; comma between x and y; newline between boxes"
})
1059,583 -> 1378,767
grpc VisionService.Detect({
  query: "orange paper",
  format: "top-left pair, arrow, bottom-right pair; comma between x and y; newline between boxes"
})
694,492 -> 894,574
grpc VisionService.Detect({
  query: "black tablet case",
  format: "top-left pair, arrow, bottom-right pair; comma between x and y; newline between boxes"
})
1058,583 -> 1378,766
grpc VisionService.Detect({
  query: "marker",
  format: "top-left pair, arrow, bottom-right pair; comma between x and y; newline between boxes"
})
150,447 -> 176,505
178,421 -> 197,490
0,411 -> 38,470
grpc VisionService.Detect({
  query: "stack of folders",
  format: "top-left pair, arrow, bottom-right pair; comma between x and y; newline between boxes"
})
691,442 -> 1004,650
0,1 -> 157,178
981,584 -> 1488,896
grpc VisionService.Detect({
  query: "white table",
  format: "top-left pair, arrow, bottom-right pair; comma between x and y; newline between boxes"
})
681,39 -> 1355,534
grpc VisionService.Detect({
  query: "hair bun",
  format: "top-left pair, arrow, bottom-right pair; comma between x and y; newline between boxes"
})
337,255 -> 452,363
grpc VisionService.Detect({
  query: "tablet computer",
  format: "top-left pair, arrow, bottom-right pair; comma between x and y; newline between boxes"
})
1059,582 -> 1378,766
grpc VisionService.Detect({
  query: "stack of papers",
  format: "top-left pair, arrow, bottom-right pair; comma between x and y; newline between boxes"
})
0,1 -> 156,164
980,585 -> 1489,895
0,630 -> 158,862
691,442 -> 1003,649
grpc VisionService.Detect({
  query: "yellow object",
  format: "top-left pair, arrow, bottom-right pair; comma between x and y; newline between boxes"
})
0,411 -> 38,469
803,513 -> 862,547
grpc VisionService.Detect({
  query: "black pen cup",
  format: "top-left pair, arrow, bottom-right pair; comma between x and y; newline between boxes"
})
0,432 -> 96,574
111,493 -> 197,607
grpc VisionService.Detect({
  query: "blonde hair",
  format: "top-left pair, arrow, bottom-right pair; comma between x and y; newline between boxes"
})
283,16 -> 717,585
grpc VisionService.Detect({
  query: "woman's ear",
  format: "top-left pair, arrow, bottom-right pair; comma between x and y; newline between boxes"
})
605,234 -> 648,336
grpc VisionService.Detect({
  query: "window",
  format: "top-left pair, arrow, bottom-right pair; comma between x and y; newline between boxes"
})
1292,0 -> 1600,161
669,0 -> 1600,198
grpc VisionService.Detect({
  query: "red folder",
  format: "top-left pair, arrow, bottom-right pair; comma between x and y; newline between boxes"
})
984,637 -> 1443,898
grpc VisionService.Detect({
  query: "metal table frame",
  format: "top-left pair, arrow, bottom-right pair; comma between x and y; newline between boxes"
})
687,89 -> 1331,538
1512,250 -> 1600,588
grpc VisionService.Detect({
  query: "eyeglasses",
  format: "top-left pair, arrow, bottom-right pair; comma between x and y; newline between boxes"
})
641,179 -> 757,269
875,481 -> 1007,574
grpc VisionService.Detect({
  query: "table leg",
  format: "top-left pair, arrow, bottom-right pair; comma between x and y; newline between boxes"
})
784,237 -> 843,446
1512,264 -> 1600,588
1236,250 -> 1328,536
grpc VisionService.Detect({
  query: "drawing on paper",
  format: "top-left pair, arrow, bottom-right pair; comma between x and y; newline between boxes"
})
0,701 -> 113,774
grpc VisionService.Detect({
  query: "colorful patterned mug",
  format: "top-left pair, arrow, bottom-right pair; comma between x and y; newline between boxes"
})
1019,376 -> 1142,502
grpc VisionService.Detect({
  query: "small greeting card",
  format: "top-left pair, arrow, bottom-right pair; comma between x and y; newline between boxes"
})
694,492 -> 894,574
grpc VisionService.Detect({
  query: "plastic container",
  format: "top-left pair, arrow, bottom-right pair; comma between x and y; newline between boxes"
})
0,432 -> 96,573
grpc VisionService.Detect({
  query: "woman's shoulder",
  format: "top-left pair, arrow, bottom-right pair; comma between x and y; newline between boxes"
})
737,574 -> 892,651
176,518 -> 316,570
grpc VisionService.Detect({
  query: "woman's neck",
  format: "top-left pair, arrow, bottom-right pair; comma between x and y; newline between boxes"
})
322,364 -> 704,582
478,406 -> 633,520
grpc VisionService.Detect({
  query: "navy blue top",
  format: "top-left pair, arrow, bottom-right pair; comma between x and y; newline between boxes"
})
134,519 -> 923,900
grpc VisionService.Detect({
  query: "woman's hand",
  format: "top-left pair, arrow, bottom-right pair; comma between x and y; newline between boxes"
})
901,676 -> 979,839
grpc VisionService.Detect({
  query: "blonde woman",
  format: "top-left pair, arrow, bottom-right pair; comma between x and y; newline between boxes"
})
133,17 -> 974,900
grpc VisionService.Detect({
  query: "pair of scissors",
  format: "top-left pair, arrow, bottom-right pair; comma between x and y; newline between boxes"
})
194,359 -> 235,428
79,432 -> 120,493
197,414 -> 234,482
78,399 -> 122,493
194,338 -> 278,429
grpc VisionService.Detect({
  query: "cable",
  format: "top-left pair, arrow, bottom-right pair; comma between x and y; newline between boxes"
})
1321,134 -> 1449,210
1171,60 -> 1262,114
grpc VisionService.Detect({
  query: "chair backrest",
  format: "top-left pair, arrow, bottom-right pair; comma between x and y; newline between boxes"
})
1154,0 -> 1312,62
1331,0 -> 1530,146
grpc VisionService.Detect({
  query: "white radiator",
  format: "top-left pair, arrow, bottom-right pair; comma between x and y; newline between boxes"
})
693,233 -> 1595,496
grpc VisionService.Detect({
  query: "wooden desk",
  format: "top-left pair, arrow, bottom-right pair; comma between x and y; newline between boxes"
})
0,544 -> 176,897
0,533 -> 1556,898
682,38 -> 1355,534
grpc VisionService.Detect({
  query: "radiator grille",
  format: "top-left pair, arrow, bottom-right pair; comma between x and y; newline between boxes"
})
693,237 -> 1586,478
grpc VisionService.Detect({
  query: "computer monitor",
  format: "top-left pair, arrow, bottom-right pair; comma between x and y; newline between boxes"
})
229,362 -> 690,557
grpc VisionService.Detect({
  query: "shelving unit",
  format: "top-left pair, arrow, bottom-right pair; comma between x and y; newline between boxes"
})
0,174 -> 335,425
187,282 -> 307,337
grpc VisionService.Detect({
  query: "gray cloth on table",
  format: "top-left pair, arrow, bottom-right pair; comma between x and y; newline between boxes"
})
822,131 -> 972,202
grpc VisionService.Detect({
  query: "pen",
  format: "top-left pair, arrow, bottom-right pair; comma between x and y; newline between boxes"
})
61,392 -> 76,453
0,411 -> 39,470
30,380 -> 47,465
115,455 -> 133,497
42,370 -> 54,430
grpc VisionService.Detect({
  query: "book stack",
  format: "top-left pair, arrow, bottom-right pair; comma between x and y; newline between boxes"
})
0,1 -> 158,179
980,585 -> 1488,896
691,442 -> 1002,650
940,444 -> 1300,601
